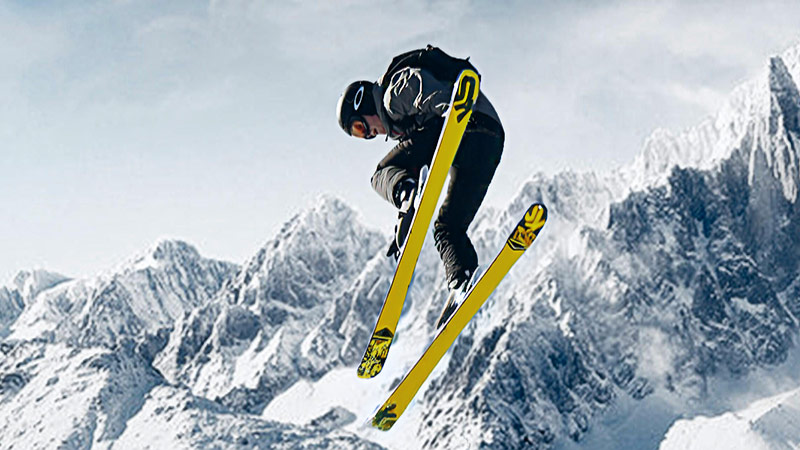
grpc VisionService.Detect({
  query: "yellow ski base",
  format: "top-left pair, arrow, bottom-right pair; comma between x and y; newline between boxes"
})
358,69 -> 481,379
371,203 -> 547,430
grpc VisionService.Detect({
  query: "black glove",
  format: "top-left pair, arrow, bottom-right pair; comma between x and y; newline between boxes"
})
386,210 -> 414,261
392,178 -> 417,209
386,232 -> 401,261
387,206 -> 418,262
385,178 -> 418,261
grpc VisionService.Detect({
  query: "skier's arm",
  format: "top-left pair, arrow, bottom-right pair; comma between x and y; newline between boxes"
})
383,67 -> 451,127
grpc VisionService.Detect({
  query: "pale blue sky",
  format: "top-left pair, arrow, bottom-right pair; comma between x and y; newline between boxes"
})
2,0 -> 800,283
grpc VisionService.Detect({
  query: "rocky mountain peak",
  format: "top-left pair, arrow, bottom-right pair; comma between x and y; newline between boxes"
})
150,239 -> 201,261
225,194 -> 384,311
768,56 -> 800,133
119,239 -> 205,274
11,270 -> 70,302
622,48 -> 800,205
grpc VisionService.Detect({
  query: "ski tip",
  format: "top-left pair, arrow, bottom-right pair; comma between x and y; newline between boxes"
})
506,203 -> 547,251
453,70 -> 480,124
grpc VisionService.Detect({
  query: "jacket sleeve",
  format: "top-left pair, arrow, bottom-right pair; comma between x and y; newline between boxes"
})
383,67 -> 451,127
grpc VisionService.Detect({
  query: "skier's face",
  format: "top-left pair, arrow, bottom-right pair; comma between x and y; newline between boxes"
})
350,114 -> 385,140
350,119 -> 373,139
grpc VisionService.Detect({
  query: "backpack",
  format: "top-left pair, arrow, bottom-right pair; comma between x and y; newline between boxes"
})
378,45 -> 480,92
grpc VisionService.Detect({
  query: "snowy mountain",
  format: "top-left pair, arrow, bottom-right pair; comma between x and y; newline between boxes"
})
8,240 -> 238,347
0,341 -> 162,448
113,385 -> 383,449
0,235 -> 384,448
0,339 -> 383,449
623,53 -> 800,201
0,270 -> 69,337
3,42 -> 800,449
250,42 -> 800,449
154,196 -> 386,412
407,43 -> 800,449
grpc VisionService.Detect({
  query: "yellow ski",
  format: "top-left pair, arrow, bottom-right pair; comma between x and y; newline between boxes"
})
371,203 -> 547,430
357,70 -> 481,379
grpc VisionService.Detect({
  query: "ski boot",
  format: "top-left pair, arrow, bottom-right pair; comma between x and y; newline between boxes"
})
436,266 -> 482,329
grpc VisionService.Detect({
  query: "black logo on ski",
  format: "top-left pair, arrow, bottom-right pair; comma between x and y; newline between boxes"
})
373,403 -> 398,430
454,75 -> 476,122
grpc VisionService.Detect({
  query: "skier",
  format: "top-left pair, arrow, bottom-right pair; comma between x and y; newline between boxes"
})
336,47 -> 504,323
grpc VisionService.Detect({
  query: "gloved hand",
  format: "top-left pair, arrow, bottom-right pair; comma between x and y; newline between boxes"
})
385,178 -> 418,261
393,178 -> 417,209
385,212 -> 409,261
386,233 -> 401,260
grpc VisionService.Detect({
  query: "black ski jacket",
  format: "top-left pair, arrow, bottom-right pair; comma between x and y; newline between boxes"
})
369,67 -> 501,141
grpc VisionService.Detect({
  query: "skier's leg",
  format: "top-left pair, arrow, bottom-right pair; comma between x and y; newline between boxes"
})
371,126 -> 441,257
370,126 -> 440,207
434,128 -> 504,288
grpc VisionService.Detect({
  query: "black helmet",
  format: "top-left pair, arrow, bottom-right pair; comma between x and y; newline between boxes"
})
337,80 -> 378,136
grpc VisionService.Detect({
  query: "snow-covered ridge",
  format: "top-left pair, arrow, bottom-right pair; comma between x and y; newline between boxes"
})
115,238 -> 204,273
402,42 -> 800,448
0,341 -> 161,449
154,194 -> 387,414
11,269 -> 70,301
0,229 -> 384,448
8,239 -> 238,346
623,43 -> 800,203
224,194 -> 384,310
114,385 -> 383,449
0,270 -> 70,337
0,339 -> 380,449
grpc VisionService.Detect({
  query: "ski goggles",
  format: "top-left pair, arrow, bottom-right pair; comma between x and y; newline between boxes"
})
349,118 -> 376,140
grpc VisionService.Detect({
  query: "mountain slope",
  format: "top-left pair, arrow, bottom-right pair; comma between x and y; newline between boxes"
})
231,43 -> 800,450
9,240 -> 238,347
0,341 -> 161,448
112,385 -> 385,450
0,270 -> 69,337
406,43 -> 800,448
660,387 -> 800,450
154,196 -> 388,413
